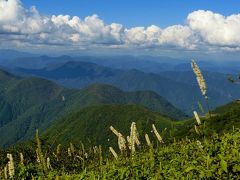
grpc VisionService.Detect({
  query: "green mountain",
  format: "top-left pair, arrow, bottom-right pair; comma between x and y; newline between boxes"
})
189,100 -> 240,135
45,99 -> 240,148
206,100 -> 240,133
174,100 -> 240,138
44,104 -> 176,146
0,69 -> 186,147
76,83 -> 187,119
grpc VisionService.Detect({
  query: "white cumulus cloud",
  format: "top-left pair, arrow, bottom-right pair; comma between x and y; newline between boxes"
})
187,10 -> 240,48
0,0 -> 240,53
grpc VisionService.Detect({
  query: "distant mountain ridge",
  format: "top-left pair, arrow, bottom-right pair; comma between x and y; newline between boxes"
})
1,48 -> 240,74
15,60 -> 240,114
0,49 -> 36,60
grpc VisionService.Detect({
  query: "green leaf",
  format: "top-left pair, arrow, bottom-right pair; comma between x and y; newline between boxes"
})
233,165 -> 240,172
184,166 -> 196,173
220,159 -> 228,173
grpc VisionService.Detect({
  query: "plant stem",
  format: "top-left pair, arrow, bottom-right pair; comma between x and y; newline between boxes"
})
205,97 -> 212,119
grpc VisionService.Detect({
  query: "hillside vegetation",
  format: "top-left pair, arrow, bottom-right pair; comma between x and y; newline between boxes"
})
61,130 -> 240,179
45,104 -> 177,147
0,69 -> 185,147
1,101 -> 240,179
44,100 -> 240,148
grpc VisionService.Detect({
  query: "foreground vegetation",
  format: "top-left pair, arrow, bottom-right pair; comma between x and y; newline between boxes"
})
0,125 -> 240,179
67,130 -> 240,179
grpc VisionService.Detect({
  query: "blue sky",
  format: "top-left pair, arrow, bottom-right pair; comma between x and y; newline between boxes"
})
1,0 -> 240,58
22,0 -> 240,28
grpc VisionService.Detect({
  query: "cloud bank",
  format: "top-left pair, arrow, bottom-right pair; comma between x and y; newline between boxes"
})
1,0 -> 240,54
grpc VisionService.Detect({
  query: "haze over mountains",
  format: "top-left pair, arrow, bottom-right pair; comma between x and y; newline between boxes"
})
1,49 -> 240,73
0,49 -> 240,114
0,53 -> 235,114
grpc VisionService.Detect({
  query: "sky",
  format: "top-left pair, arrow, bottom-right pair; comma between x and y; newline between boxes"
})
1,0 -> 240,59
22,0 -> 240,28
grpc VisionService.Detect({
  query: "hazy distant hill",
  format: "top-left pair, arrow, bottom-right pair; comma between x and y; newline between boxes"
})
0,55 -> 73,70
16,61 -> 240,114
1,49 -> 239,73
71,55 -> 240,74
159,70 -> 240,105
0,69 -> 185,147
0,49 -> 36,60
72,55 -> 187,73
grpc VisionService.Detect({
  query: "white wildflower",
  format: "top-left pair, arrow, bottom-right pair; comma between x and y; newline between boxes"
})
109,147 -> 118,159
193,111 -> 201,125
152,124 -> 164,143
191,60 -> 207,98
7,153 -> 15,178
